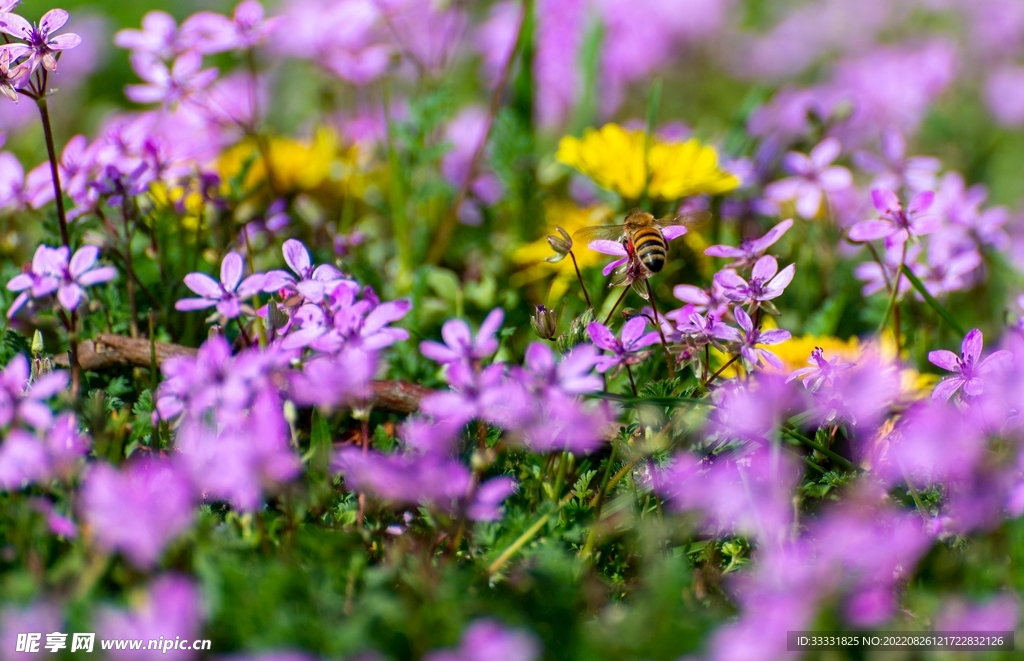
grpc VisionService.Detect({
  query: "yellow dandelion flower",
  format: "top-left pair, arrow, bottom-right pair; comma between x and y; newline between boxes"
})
555,123 -> 740,202
148,181 -> 206,231
218,128 -> 370,198
511,201 -> 613,303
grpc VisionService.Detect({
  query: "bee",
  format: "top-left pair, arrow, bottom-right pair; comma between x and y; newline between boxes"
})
573,208 -> 710,294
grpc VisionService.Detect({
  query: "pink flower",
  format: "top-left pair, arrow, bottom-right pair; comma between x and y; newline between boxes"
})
126,51 -> 218,106
714,255 -> 796,306
114,11 -> 189,60
81,459 -> 195,568
928,329 -> 1011,401
180,0 -> 279,54
587,317 -> 661,374
175,251 -> 266,319
420,308 -> 504,366
261,238 -> 346,303
705,218 -> 793,268
764,138 -> 852,219
848,188 -> 941,249
96,575 -> 205,661
734,307 -> 791,369
0,8 -> 81,72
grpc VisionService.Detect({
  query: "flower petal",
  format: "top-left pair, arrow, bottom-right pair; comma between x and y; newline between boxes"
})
220,252 -> 243,291
39,9 -> 69,35
927,349 -> 960,372
282,238 -> 310,275
751,255 -> 778,281
183,272 -> 221,299
848,220 -> 893,242
587,322 -> 618,352
661,225 -> 688,241
68,245 -> 99,278
960,329 -> 983,365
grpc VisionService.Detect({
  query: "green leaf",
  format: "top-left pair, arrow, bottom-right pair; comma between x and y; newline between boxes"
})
900,264 -> 967,336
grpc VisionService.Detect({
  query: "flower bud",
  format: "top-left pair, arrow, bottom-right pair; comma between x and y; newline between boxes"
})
544,226 -> 573,263
556,308 -> 594,354
530,305 -> 558,340
31,330 -> 44,357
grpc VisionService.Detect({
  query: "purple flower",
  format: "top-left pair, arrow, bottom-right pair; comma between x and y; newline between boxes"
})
935,595 -> 1019,633
0,602 -> 62,661
156,337 -> 286,424
651,447 -> 800,543
424,619 -> 541,661
6,244 -> 117,313
705,218 -> 793,268
672,280 -> 730,319
514,391 -> 614,455
0,429 -> 48,489
0,43 -> 30,101
114,11 -> 188,60
853,242 -> 918,298
420,363 -> 527,432
180,0 -> 279,54
734,307 -> 791,369
848,188 -> 941,248
261,238 -> 346,303
0,8 -> 81,72
175,251 -> 266,319
175,390 -> 299,512
0,412 -> 85,489
288,349 -> 376,409
81,458 -> 195,568
467,477 -> 517,522
0,354 -> 68,429
96,575 -> 205,661
853,127 -> 940,193
764,138 -> 852,219
587,317 -> 661,374
786,347 -> 853,390
675,310 -> 740,348
520,342 -> 602,395
334,447 -> 471,507
928,329 -> 1011,401
126,51 -> 218,107
420,308 -> 504,366
714,255 -> 795,307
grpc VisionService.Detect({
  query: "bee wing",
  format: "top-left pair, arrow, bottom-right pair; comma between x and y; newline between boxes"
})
572,224 -> 626,244
658,210 -> 712,240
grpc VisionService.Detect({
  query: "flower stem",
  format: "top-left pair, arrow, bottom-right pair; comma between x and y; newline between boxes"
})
568,250 -> 594,312
581,442 -> 618,560
644,279 -> 674,378
603,286 -> 631,325
705,354 -> 739,386
36,97 -> 70,248
899,264 -> 966,336
425,0 -> 532,265
487,492 -> 573,576
625,363 -> 639,397
878,242 -> 908,353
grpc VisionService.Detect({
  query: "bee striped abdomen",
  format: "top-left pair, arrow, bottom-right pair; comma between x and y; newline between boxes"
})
632,227 -> 667,273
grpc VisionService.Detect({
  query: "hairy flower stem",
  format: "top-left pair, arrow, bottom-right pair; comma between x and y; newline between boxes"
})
581,443 -> 618,560
36,97 -> 70,249
705,354 -> 739,386
357,417 -> 370,528
625,364 -> 639,397
878,242 -> 908,353
645,279 -> 675,378
703,345 -> 710,382
568,250 -> 594,312
552,451 -> 570,502
425,0 -> 532,265
603,286 -> 631,325
58,309 -> 80,398
487,492 -> 573,576
780,425 -> 861,473
120,202 -> 140,338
